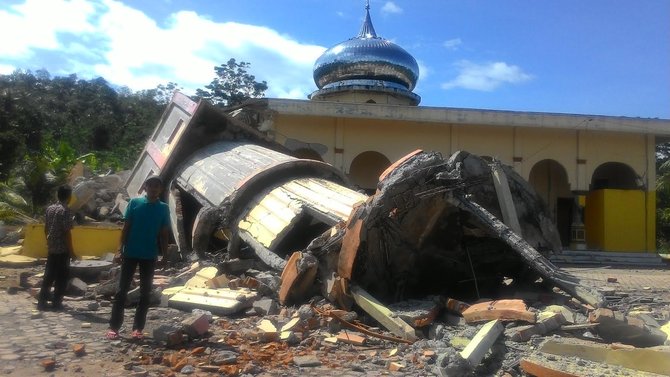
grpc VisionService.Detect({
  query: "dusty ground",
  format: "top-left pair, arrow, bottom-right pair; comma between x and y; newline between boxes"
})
0,263 -> 668,377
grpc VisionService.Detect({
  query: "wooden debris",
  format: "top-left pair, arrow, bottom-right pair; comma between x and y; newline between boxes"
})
459,319 -> 504,367
462,299 -> 536,324
349,284 -> 418,341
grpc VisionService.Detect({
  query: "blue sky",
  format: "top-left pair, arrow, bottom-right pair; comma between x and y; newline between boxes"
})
1,0 -> 668,118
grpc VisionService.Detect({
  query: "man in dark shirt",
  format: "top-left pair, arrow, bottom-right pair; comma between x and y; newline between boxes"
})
38,185 -> 75,311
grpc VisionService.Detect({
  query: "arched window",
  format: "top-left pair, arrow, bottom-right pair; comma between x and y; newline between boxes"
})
591,162 -> 640,190
349,151 -> 391,193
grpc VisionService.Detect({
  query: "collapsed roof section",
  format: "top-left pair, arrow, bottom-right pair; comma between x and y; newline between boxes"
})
125,92 -> 604,309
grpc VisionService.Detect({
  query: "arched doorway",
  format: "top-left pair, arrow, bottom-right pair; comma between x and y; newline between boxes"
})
529,160 -> 572,246
292,148 -> 323,162
586,162 -> 647,251
591,162 -> 640,190
349,151 -> 391,193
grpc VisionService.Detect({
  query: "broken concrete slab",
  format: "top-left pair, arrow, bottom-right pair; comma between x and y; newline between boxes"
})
168,287 -> 258,315
589,308 -> 667,347
459,319 -> 504,367
539,338 -> 670,375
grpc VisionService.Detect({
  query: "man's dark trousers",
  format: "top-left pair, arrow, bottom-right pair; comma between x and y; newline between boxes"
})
38,253 -> 69,307
109,257 -> 156,331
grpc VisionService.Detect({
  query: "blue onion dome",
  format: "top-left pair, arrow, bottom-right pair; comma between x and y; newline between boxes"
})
311,2 -> 420,104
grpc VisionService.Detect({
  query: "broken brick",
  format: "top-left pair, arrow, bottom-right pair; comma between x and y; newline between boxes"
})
72,343 -> 86,356
336,331 -> 366,346
40,359 -> 56,371
462,299 -> 536,324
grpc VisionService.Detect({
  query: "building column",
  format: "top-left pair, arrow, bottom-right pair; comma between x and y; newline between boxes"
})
571,130 -> 588,250
334,118 -> 345,172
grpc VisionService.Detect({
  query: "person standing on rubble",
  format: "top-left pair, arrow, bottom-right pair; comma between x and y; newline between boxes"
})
107,175 -> 170,340
38,184 -> 75,311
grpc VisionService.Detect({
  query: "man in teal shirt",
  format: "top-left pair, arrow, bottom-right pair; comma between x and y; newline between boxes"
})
107,175 -> 170,340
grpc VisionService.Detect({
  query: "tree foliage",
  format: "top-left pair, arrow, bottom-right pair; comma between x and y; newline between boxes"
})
195,58 -> 267,107
0,59 -> 265,214
0,69 -> 165,213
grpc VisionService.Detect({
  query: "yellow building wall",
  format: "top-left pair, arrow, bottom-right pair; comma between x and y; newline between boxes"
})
585,189 -> 652,252
580,132 -> 647,178
339,118 -> 449,169
514,128 -> 576,184
21,224 -> 122,258
453,125 -> 514,162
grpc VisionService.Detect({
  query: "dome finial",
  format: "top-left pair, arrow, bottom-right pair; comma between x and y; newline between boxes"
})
358,0 -> 377,39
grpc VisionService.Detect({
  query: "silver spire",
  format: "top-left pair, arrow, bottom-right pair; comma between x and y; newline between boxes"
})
357,0 -> 378,39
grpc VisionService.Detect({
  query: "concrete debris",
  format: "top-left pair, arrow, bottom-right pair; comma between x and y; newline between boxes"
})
589,307 -> 668,347
168,286 -> 258,315
539,338 -> 670,375
459,319 -> 504,367
67,277 -> 88,296
181,312 -> 210,338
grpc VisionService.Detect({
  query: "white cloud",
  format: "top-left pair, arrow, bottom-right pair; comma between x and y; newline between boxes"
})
0,0 -> 96,57
441,61 -> 533,91
0,0 -> 326,99
381,2 -> 403,15
0,64 -> 16,75
443,38 -> 462,50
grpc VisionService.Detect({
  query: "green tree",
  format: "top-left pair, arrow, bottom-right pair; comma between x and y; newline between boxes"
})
195,58 -> 267,107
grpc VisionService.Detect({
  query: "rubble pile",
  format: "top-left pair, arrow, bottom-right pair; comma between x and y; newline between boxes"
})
69,170 -> 131,222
